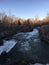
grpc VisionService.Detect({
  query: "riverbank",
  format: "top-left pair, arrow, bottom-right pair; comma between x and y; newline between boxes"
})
39,24 -> 49,43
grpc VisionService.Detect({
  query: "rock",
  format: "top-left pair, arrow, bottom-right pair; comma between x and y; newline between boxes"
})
0,51 -> 8,64
8,60 -> 29,65
0,40 -> 3,46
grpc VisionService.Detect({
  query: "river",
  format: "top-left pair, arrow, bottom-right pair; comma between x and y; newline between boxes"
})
0,28 -> 49,64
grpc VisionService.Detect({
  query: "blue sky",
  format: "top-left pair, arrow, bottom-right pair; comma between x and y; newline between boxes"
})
0,0 -> 49,19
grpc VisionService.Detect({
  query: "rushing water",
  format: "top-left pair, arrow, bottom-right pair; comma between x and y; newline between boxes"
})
0,28 -> 49,64
0,40 -> 17,54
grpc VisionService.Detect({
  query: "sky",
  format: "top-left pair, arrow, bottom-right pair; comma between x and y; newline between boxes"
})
0,0 -> 49,19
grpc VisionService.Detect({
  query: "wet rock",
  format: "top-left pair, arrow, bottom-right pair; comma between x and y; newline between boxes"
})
0,51 -> 8,64
8,60 -> 29,65
0,40 -> 3,46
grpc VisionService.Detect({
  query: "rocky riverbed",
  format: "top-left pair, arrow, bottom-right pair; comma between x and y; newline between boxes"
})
0,28 -> 49,65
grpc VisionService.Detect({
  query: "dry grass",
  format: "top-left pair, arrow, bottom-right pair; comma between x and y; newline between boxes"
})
0,13 -> 49,39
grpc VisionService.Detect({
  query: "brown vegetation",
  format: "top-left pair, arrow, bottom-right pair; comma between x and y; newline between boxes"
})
0,13 -> 49,41
38,14 -> 49,43
0,13 -> 49,64
39,24 -> 49,43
